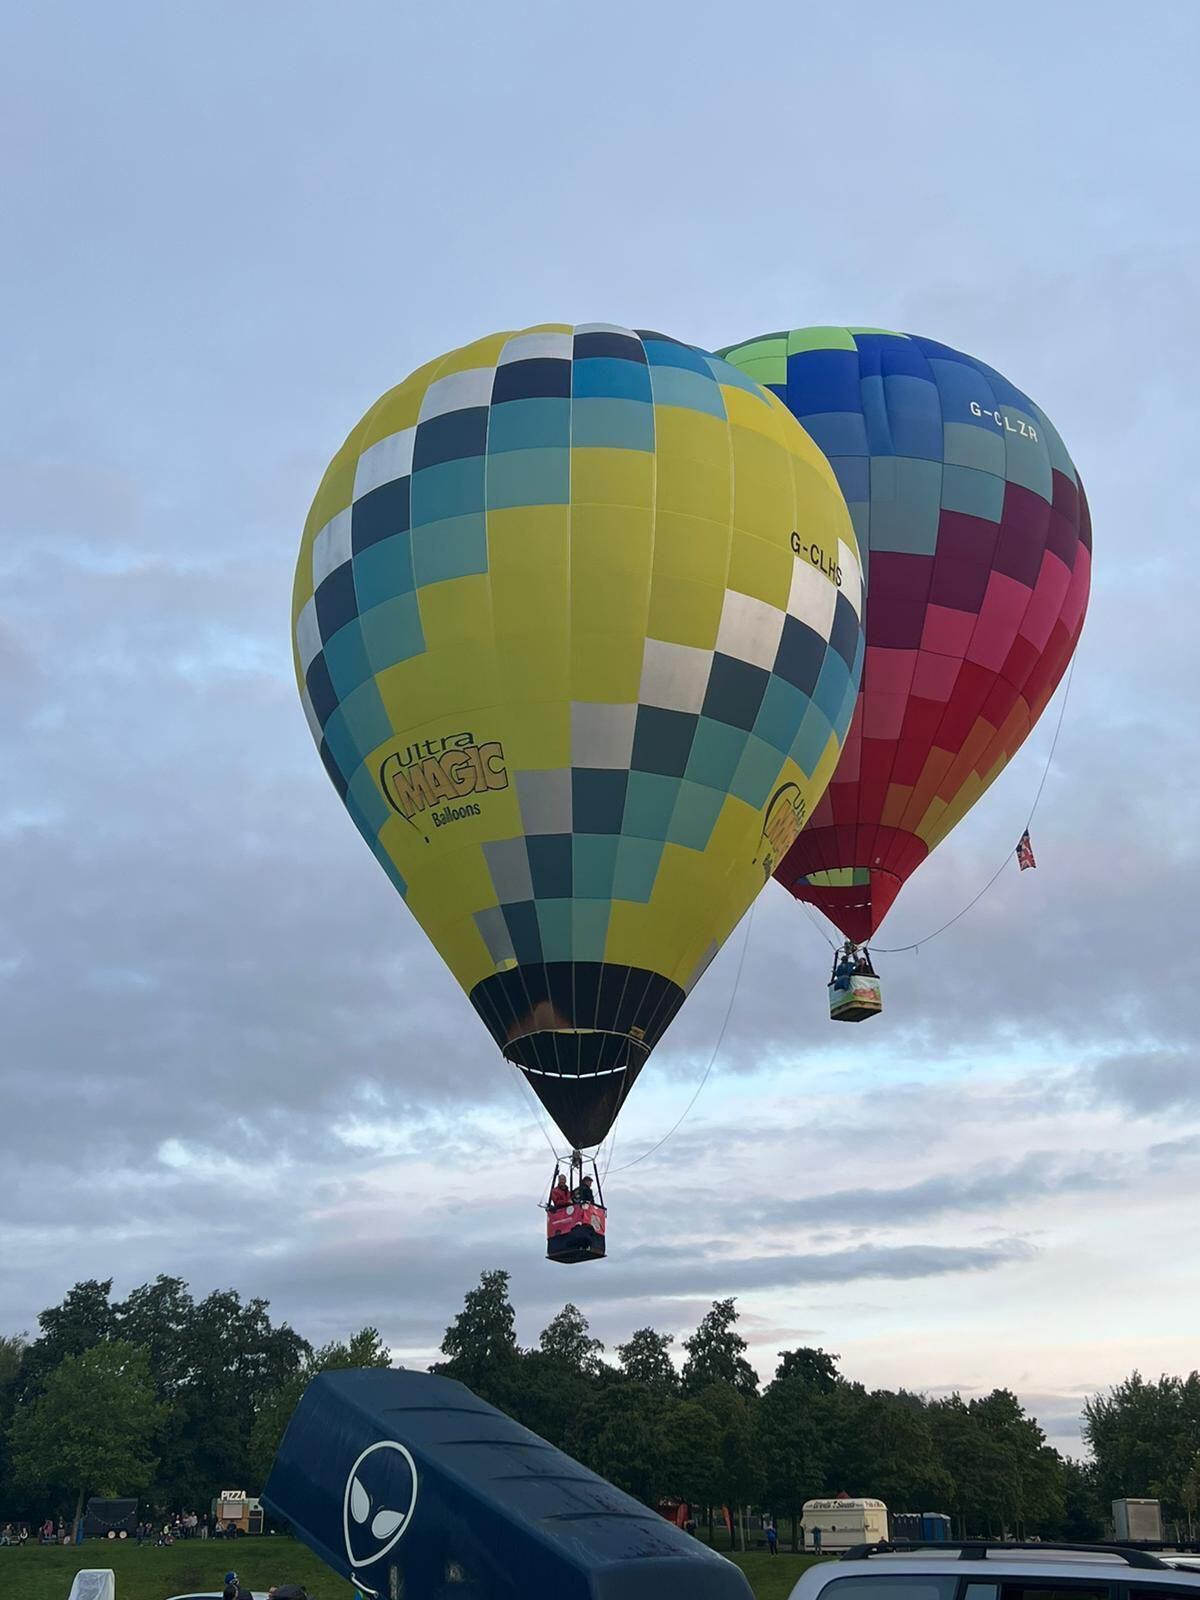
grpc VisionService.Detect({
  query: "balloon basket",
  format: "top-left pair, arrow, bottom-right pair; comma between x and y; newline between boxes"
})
546,1203 -> 607,1264
829,973 -> 883,1022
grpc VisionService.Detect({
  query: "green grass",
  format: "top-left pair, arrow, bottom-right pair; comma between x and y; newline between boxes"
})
1,1534 -> 823,1600
731,1550 -> 825,1599
0,1537 -> 356,1600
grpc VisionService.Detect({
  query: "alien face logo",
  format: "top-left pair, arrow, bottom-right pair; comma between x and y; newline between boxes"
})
342,1439 -> 419,1576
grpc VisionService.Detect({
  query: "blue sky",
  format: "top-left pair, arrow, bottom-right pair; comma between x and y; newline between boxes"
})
3,0 -> 1199,1458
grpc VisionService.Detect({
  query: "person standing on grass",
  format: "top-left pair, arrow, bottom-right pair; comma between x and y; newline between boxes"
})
766,1521 -> 778,1556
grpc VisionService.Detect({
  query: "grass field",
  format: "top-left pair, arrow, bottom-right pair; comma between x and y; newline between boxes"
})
1,1534 -> 823,1599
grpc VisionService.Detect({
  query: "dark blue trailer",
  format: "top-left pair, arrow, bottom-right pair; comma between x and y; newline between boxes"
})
263,1367 -> 751,1600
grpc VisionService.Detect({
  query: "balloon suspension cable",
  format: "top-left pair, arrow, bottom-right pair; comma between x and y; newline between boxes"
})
607,897 -> 757,1176
600,1120 -> 619,1186
800,899 -> 837,950
871,652 -> 1078,955
504,1060 -> 560,1161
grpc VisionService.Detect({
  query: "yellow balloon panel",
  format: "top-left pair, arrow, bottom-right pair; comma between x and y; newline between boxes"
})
294,324 -> 864,1145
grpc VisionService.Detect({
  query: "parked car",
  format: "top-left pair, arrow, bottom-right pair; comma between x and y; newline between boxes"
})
164,1592 -> 270,1599
788,1541 -> 1200,1600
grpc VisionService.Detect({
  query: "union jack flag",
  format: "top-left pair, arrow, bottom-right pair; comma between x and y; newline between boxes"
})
1016,830 -> 1037,871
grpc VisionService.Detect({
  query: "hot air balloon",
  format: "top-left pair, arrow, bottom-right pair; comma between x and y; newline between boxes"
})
718,328 -> 1090,1016
293,323 -> 865,1248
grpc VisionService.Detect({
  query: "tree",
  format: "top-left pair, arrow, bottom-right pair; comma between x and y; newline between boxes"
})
757,1376 -> 827,1549
1057,1456 -> 1105,1542
616,1328 -> 678,1393
970,1388 -> 1063,1537
249,1326 -> 392,1483
660,1397 -> 723,1512
1085,1370 -> 1200,1520
0,1334 -> 26,1517
682,1301 -> 758,1399
113,1275 -> 199,1399
774,1347 -> 840,1392
1182,1452 -> 1200,1540
568,1383 -> 670,1506
538,1304 -> 605,1377
151,1286 -> 308,1505
696,1384 -> 764,1549
849,1389 -> 951,1510
9,1341 -> 165,1535
436,1270 -> 521,1404
505,1351 -> 594,1450
19,1280 -> 115,1401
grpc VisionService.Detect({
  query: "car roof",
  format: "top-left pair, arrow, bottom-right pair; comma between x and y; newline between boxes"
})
164,1592 -> 271,1599
794,1556 -> 1200,1599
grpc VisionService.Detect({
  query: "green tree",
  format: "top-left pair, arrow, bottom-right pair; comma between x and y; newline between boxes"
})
682,1300 -> 758,1399
9,1341 -> 165,1536
435,1270 -> 521,1405
538,1304 -> 605,1377
616,1328 -> 678,1393
855,1390 -> 951,1509
19,1280 -> 115,1401
756,1375 -> 827,1549
660,1397 -> 722,1513
248,1326 -> 392,1483
774,1347 -> 840,1392
1056,1456 -> 1106,1542
696,1383 -> 764,1550
1085,1370 -> 1200,1520
505,1350 -> 595,1450
1181,1451 -> 1200,1540
0,1333 -> 27,1516
154,1287 -> 308,1504
113,1275 -> 199,1399
929,1394 -> 989,1534
568,1383 -> 670,1506
970,1388 -> 1064,1537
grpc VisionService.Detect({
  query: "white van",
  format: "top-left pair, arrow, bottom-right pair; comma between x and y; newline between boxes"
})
801,1497 -> 889,1550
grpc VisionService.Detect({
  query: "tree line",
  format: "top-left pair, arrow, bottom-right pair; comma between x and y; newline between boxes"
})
1,1271 -> 1196,1549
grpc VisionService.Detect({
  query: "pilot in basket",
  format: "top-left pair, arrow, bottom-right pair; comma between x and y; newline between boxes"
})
828,940 -> 883,1022
544,1150 -> 606,1264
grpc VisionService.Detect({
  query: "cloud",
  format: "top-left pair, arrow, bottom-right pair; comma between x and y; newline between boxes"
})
754,1154 -> 1115,1228
591,1240 -> 1037,1300
1088,1051 -> 1200,1115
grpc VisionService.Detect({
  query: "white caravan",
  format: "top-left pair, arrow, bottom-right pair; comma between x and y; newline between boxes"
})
802,1497 -> 889,1550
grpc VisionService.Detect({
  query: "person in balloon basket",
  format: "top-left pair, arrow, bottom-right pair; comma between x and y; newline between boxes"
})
833,944 -> 856,991
548,1170 -> 571,1209
573,1173 -> 596,1208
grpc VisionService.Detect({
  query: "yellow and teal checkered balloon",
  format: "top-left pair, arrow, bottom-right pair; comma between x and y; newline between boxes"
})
293,324 -> 865,1147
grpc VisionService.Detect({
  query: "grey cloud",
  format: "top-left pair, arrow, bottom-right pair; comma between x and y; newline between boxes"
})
1089,1051 -> 1200,1116
595,1240 -> 1036,1300
748,1153 -> 1115,1229
253,1235 -> 1036,1333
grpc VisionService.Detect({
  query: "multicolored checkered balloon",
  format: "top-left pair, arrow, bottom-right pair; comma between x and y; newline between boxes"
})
718,327 -> 1091,941
293,324 -> 864,1146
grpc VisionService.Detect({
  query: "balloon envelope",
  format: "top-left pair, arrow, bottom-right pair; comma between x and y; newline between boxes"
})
294,324 -> 864,1145
719,327 -> 1091,942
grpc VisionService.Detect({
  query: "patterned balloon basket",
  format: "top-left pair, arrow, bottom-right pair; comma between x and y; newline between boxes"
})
828,971 -> 883,1023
